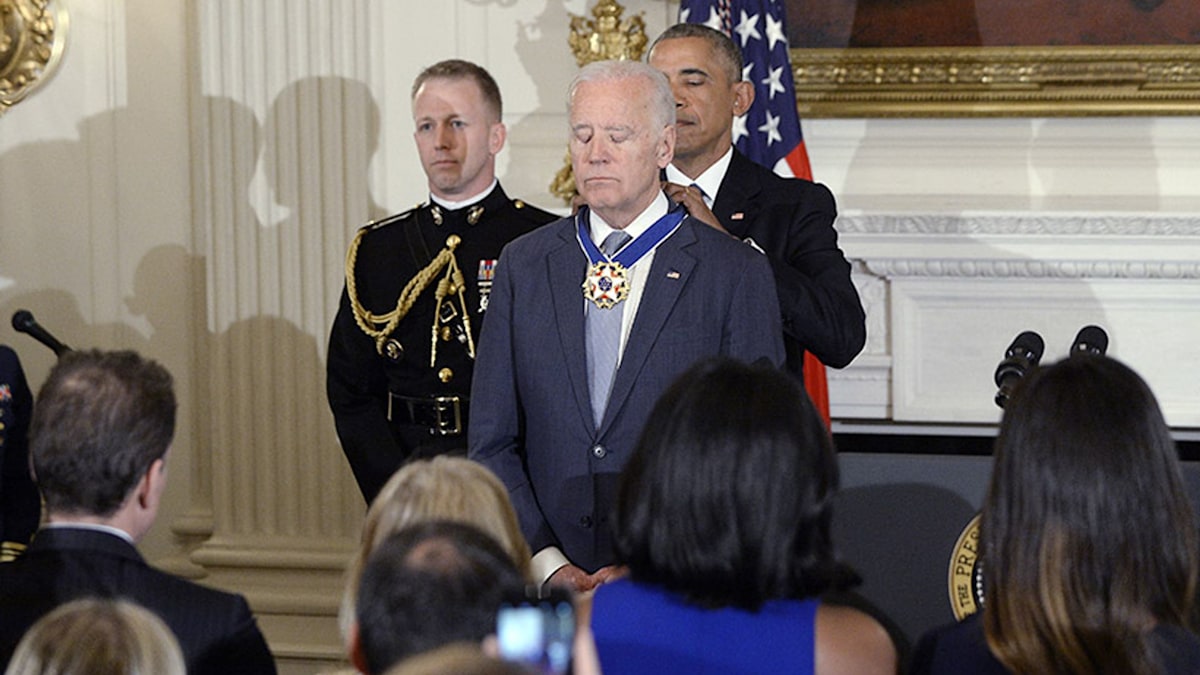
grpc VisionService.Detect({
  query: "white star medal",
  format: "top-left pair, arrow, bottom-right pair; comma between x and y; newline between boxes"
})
583,260 -> 629,310
576,205 -> 687,310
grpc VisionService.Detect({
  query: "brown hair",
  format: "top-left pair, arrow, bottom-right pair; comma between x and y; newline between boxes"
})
30,350 -> 175,517
411,59 -> 503,122
982,354 -> 1199,674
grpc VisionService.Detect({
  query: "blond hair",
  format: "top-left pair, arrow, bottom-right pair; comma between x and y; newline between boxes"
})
5,598 -> 185,675
339,456 -> 532,640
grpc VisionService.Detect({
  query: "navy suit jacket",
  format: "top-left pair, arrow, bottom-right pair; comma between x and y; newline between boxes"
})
710,149 -> 865,372
469,208 -> 785,572
0,528 -> 276,674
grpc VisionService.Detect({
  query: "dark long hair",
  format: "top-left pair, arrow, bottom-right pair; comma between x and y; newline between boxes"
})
612,357 -> 859,610
982,354 -> 1199,674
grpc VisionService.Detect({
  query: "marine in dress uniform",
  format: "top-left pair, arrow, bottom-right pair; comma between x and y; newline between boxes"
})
0,345 -> 39,562
327,183 -> 556,502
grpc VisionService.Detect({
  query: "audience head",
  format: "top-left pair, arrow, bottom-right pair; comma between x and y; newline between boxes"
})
982,354 -> 1199,673
567,60 -> 676,229
29,350 -> 175,534
351,520 -> 526,675
383,643 -> 533,675
410,59 -> 505,200
647,23 -> 754,175
340,457 -> 531,638
5,597 -> 185,675
613,357 -> 859,610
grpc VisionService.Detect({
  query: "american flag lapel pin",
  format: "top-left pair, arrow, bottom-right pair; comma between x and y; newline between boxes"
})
666,270 -> 681,279
731,212 -> 745,220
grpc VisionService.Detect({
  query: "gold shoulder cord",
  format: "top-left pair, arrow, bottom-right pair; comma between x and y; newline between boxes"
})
344,229 -> 474,363
431,241 -> 476,366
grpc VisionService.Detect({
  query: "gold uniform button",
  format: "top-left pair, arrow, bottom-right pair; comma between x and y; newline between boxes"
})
438,368 -> 454,383
384,339 -> 404,362
440,327 -> 453,342
446,234 -> 462,248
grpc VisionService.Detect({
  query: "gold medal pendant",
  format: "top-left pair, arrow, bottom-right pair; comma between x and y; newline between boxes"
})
583,261 -> 629,310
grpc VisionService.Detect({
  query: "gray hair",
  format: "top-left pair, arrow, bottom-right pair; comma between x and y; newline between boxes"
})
649,23 -> 744,85
568,60 -> 676,131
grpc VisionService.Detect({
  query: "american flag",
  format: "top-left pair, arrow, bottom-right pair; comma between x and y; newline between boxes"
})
680,0 -> 831,422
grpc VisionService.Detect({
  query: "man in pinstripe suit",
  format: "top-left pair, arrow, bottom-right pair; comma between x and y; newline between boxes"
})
0,350 -> 276,674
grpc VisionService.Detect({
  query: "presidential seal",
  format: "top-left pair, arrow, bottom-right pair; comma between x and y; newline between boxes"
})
948,512 -> 985,620
583,261 -> 629,310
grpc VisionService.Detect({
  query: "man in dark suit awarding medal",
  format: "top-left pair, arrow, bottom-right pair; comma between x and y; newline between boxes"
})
326,60 -> 556,503
469,60 -> 784,592
649,24 -> 865,376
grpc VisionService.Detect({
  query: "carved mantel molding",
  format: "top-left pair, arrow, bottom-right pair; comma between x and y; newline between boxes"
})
829,210 -> 1200,424
839,211 -> 1200,279
839,212 -> 1200,237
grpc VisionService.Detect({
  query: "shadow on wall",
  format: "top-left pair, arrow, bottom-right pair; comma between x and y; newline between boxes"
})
504,0 -> 579,212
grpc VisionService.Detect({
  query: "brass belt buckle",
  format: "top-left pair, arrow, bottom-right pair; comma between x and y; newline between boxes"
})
430,395 -> 463,436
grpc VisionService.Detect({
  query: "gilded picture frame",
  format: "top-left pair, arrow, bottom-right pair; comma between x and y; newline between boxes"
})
784,0 -> 1200,117
790,45 -> 1200,118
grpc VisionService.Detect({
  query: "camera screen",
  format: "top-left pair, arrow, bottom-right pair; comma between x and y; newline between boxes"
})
496,597 -> 575,674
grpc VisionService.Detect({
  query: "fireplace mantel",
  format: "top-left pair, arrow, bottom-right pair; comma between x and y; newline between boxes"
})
830,211 -> 1200,428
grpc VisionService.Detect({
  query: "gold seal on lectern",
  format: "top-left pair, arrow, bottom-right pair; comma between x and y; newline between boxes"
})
948,513 -> 985,620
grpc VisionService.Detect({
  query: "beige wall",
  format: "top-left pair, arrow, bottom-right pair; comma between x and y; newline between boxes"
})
2,0 -> 1198,671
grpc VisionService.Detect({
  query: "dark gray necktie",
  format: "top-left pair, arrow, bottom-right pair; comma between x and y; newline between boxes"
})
585,230 -> 632,428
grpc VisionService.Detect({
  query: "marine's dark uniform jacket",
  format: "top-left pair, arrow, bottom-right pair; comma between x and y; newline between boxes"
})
327,184 -> 555,502
0,345 -> 39,562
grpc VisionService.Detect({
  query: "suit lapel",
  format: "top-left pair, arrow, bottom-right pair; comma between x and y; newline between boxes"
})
713,150 -> 762,238
599,221 -> 698,432
547,223 -> 596,432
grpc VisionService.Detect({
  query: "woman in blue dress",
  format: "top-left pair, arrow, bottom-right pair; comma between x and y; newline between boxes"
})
588,357 -> 897,675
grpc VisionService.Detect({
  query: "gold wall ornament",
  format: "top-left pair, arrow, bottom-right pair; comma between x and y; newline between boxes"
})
552,0 -> 648,205
567,0 -> 647,66
0,0 -> 68,114
548,150 -> 577,206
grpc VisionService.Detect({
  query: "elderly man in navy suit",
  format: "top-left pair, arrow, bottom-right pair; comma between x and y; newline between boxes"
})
469,60 -> 784,593
650,23 -> 865,376
0,350 -> 276,674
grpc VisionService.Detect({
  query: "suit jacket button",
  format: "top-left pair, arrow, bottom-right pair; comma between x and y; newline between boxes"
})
591,444 -> 607,459
579,516 -> 593,528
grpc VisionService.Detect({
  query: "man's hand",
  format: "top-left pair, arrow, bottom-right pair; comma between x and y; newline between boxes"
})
589,564 -> 628,586
547,563 -> 599,593
546,563 -> 629,593
663,181 -> 727,234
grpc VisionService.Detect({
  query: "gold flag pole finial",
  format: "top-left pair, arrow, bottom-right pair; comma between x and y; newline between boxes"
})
550,0 -> 647,205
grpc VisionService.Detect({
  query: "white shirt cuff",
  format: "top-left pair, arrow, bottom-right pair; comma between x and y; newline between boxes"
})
531,546 -> 571,587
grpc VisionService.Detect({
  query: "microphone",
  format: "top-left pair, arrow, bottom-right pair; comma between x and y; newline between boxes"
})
1069,325 -> 1108,356
994,330 -> 1044,409
11,310 -> 72,357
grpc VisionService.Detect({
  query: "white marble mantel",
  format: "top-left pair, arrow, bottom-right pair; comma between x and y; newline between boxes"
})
830,211 -> 1200,429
